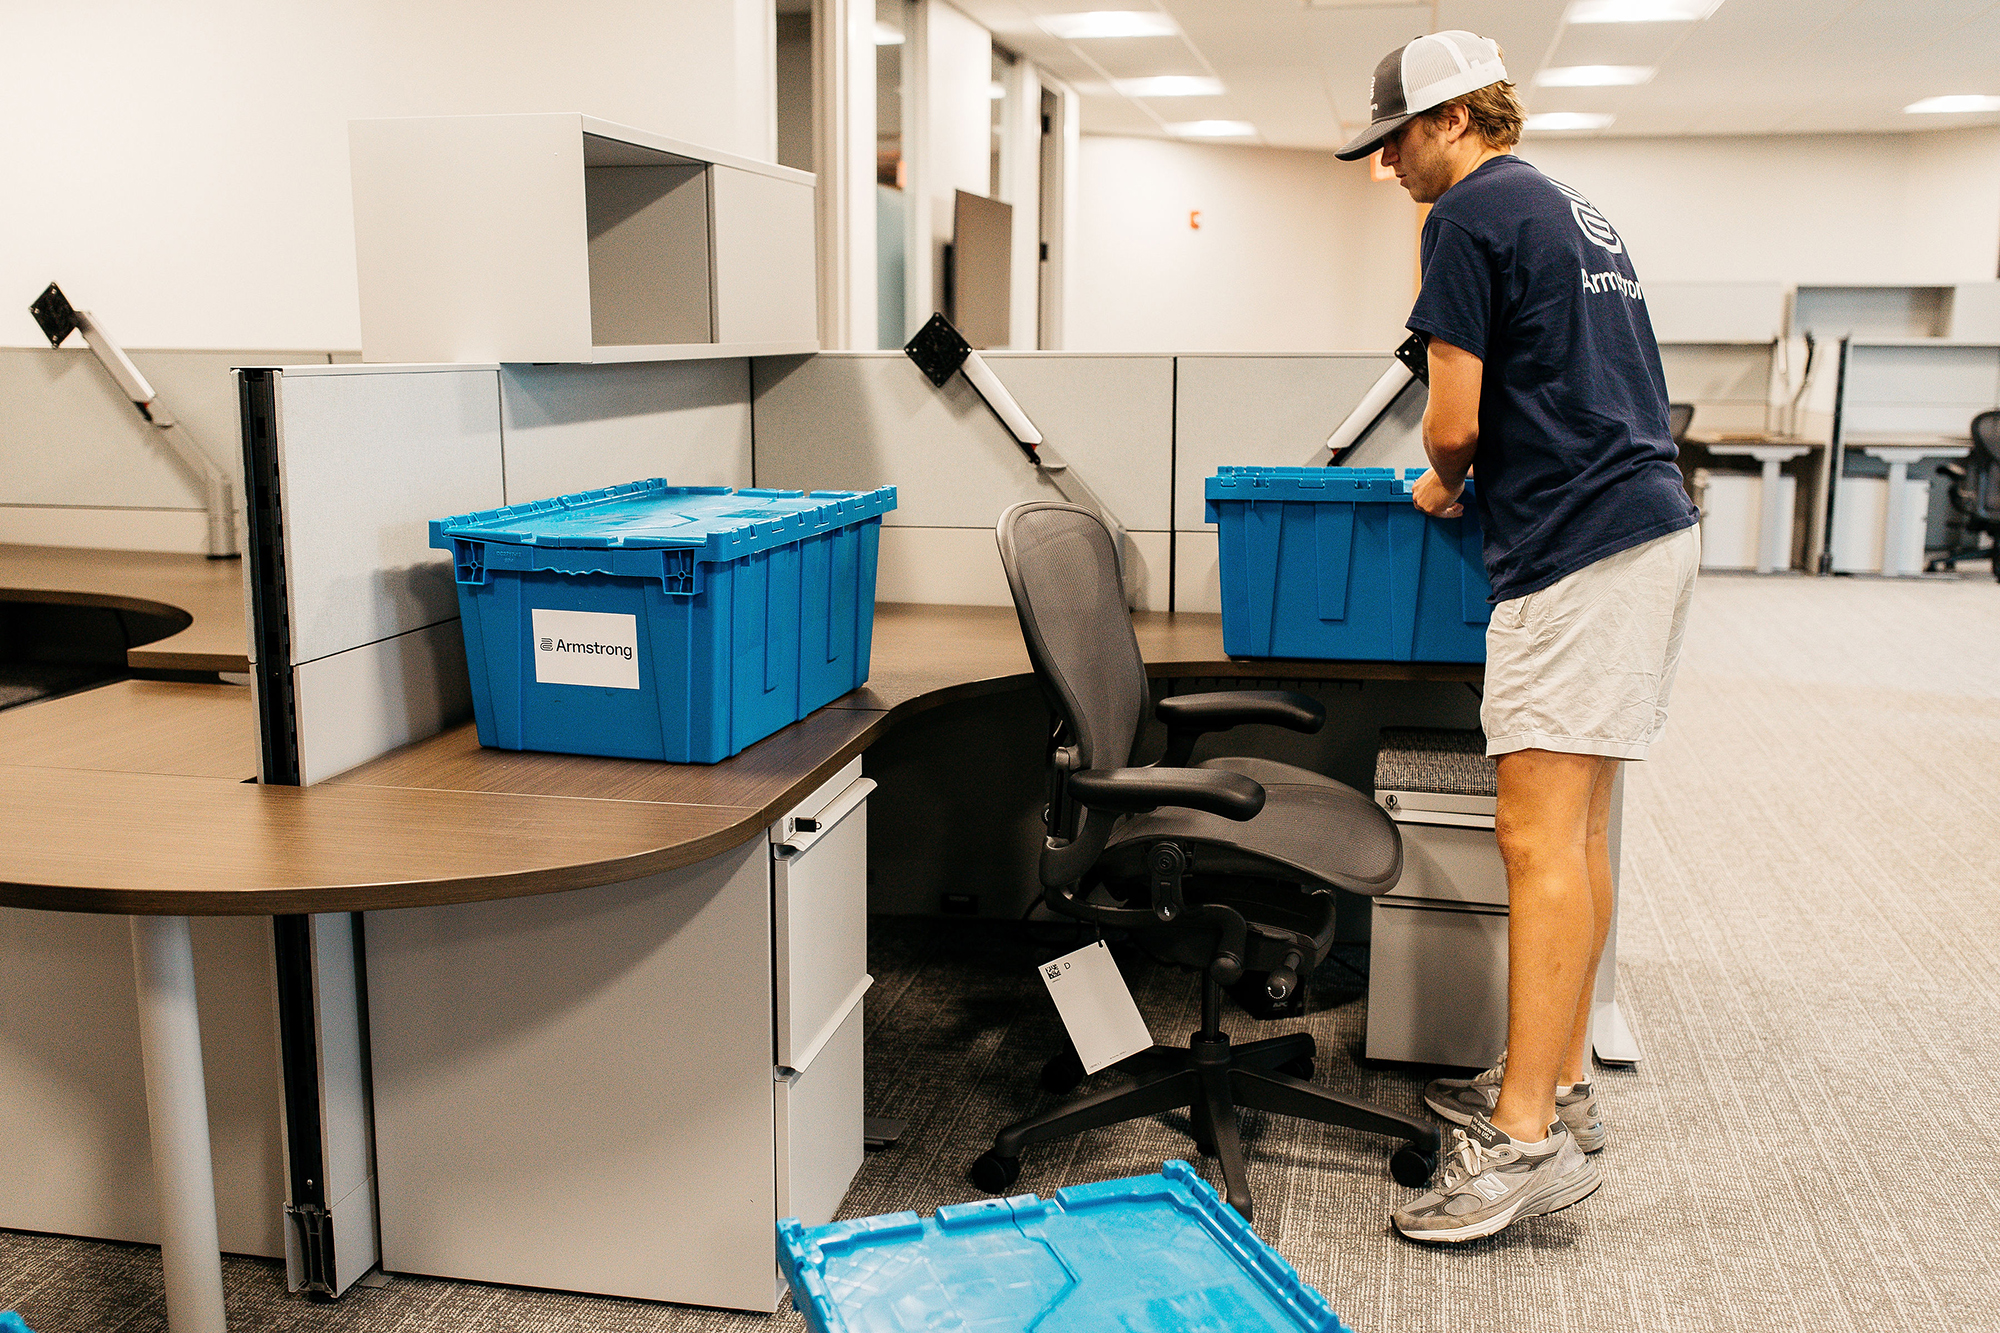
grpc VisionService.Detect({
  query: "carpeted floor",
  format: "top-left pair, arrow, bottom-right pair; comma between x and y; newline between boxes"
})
4,571 -> 1998,1332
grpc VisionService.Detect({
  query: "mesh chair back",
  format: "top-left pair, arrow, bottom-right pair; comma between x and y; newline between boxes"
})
1972,411 -> 2000,521
995,503 -> 1146,772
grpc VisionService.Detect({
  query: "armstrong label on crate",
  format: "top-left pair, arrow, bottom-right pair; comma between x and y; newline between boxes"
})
531,609 -> 640,690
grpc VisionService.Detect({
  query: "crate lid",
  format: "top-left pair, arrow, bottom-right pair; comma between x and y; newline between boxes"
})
1207,466 -> 1420,502
431,480 -> 896,562
778,1161 -> 1352,1333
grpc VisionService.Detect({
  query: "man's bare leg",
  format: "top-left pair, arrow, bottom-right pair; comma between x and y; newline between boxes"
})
1489,749 -> 1615,1143
1560,759 -> 1620,1086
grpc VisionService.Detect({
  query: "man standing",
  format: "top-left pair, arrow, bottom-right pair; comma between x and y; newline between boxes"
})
1334,32 -> 1700,1243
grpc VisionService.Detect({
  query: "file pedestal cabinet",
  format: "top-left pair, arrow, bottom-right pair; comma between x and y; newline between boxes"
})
1365,729 -> 1638,1070
1366,781 -> 1508,1070
365,760 -> 872,1312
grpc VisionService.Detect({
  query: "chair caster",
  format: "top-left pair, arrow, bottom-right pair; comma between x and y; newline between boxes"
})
969,1152 -> 1021,1194
1039,1047 -> 1086,1094
1391,1143 -> 1438,1188
1275,1055 -> 1314,1081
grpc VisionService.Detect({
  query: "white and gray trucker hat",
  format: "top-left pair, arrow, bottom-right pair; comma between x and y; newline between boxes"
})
1334,30 -> 1508,161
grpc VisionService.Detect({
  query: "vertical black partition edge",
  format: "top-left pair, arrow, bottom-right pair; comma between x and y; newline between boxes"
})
237,367 -> 339,1295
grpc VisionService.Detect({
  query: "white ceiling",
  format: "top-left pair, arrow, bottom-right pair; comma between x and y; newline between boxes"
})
945,0 -> 2000,149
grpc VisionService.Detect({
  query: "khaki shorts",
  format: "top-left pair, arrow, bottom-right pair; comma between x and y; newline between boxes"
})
1481,525 -> 1700,761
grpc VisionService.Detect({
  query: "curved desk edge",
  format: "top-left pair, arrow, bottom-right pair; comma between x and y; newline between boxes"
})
0,545 -> 250,674
0,604 -> 1481,917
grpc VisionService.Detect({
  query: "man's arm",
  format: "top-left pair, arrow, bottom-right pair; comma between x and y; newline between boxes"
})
1414,336 -> 1483,517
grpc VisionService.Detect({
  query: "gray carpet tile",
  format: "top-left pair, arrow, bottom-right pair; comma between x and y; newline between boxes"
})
4,571 -> 1997,1332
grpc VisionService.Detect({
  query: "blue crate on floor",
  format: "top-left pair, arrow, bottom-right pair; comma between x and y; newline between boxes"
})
777,1160 -> 1354,1333
432,480 -> 896,764
1206,466 -> 1491,663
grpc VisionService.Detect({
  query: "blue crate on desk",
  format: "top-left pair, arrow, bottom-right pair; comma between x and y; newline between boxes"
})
431,480 -> 896,764
1205,466 -> 1491,663
777,1160 -> 1354,1333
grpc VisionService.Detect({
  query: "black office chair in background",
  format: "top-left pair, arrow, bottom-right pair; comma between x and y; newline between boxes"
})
1668,401 -> 1695,445
1927,409 -> 2000,580
968,501 -> 1438,1221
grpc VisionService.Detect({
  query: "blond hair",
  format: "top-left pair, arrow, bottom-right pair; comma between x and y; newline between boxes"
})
1422,79 -> 1524,151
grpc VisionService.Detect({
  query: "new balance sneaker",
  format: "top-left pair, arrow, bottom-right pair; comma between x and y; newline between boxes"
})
1424,1057 -> 1607,1153
1392,1115 -> 1602,1243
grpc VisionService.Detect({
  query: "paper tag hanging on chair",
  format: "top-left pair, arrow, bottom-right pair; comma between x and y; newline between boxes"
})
1038,941 -> 1155,1075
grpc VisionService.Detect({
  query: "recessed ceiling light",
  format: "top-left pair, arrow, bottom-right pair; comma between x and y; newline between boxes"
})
873,21 -> 903,45
1905,94 -> 2000,114
1537,65 -> 1655,87
1040,11 -> 1179,40
1168,120 -> 1258,138
1114,76 -> 1225,98
1525,112 -> 1616,131
1567,0 -> 1722,23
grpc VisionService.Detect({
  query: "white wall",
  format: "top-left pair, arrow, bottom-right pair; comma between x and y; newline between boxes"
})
1520,127 -> 2000,287
0,0 -> 777,351
1067,135 -> 1419,353
922,1 -> 994,318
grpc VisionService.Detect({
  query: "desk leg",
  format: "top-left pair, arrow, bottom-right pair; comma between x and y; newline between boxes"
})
1880,458 -> 1913,576
1756,457 -> 1787,574
131,915 -> 229,1333
1590,767 -> 1642,1066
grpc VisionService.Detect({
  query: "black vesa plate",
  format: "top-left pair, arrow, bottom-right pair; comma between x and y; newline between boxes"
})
1393,330 -> 1430,385
29,282 -> 79,348
903,312 -> 971,388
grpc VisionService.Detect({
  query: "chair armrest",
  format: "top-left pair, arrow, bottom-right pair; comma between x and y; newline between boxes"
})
1156,690 -> 1324,767
1067,767 -> 1264,821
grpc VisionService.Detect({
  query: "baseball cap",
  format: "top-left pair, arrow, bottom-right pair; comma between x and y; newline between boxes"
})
1334,31 -> 1508,161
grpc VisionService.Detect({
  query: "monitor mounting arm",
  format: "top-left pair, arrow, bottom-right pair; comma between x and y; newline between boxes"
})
1314,332 -> 1430,466
28,282 -> 239,558
905,313 -> 1137,607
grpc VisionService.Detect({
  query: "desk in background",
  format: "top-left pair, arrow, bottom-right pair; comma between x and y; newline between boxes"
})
1839,434 -> 1973,576
1682,430 -> 1827,574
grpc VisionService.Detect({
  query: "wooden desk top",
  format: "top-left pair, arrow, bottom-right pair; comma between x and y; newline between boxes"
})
1684,430 -> 1817,445
0,680 -> 256,780
0,602 -> 1479,917
0,544 -> 249,673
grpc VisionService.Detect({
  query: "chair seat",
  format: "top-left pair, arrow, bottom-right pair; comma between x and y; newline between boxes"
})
1100,756 -> 1402,896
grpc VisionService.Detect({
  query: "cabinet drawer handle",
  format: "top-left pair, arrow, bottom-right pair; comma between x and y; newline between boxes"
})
773,777 -> 875,854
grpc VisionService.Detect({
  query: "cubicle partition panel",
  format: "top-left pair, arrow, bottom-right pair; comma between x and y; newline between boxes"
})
750,351 -> 1175,608
749,351 -> 1407,614
0,911 -> 286,1257
235,355 -> 760,1297
499,360 -> 754,503
0,347 -> 342,553
1170,353 -> 1410,612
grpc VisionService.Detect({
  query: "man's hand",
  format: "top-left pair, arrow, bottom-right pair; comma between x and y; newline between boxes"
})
1412,468 -> 1464,518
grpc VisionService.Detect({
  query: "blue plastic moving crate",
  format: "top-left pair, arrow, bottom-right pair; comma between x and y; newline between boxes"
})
1206,466 -> 1491,663
431,480 -> 896,764
777,1161 -> 1355,1333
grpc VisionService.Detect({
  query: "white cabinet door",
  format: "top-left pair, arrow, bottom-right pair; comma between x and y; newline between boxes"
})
1367,899 -> 1508,1067
774,996 -> 865,1229
771,759 -> 873,1072
1384,818 -> 1507,908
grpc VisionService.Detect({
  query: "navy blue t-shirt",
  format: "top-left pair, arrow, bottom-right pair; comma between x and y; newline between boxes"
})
1406,155 -> 1696,603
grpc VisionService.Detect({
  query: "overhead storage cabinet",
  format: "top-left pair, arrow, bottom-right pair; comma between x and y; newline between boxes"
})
350,113 -> 818,364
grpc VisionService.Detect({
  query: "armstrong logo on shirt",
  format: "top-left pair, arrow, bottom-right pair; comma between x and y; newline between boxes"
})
1551,179 -> 1624,255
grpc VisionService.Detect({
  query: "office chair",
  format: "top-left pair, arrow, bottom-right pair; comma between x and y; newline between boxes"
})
969,501 -> 1439,1222
1926,409 -> 2000,580
1668,402 -> 1695,445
